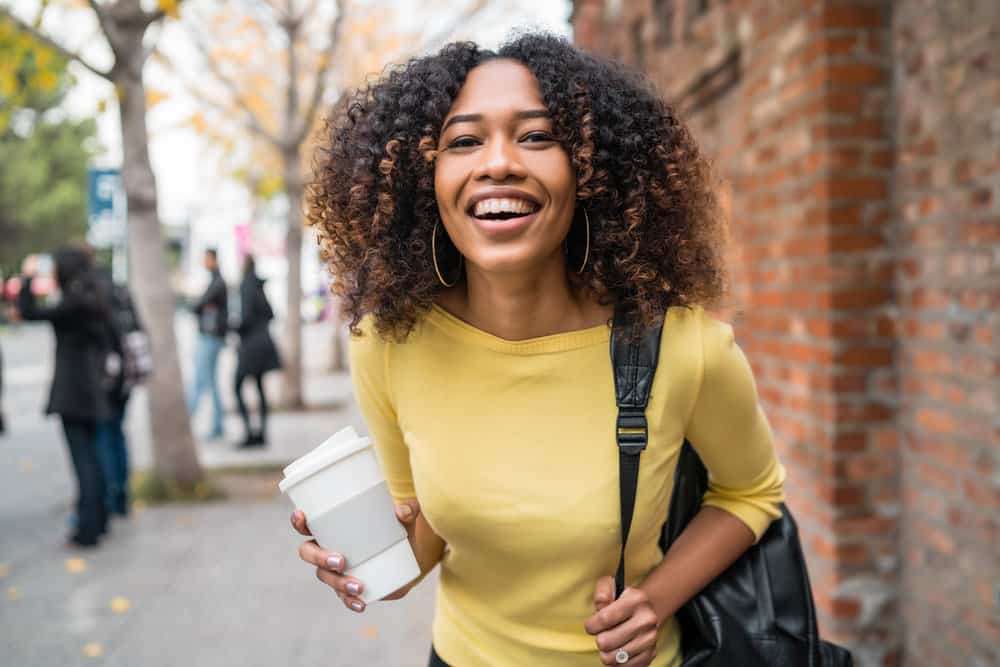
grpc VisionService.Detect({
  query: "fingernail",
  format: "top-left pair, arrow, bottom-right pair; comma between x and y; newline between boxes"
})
397,504 -> 413,520
350,601 -> 363,612
290,511 -> 298,525
346,581 -> 362,596
327,555 -> 343,570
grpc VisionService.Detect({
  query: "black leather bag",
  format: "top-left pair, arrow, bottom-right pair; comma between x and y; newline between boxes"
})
610,315 -> 853,667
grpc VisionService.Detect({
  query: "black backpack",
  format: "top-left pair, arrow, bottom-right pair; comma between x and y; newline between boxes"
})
610,314 -> 853,666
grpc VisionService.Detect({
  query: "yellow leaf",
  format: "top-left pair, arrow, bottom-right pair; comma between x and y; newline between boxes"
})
19,459 -> 33,473
146,88 -> 169,109
363,625 -> 379,639
6,586 -> 21,600
65,558 -> 88,574
110,597 -> 132,614
0,563 -> 10,579
157,0 -> 180,18
82,642 -> 104,658
97,99 -> 108,113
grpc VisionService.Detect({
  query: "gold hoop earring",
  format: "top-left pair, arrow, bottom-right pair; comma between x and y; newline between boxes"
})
576,208 -> 591,274
432,221 -> 462,287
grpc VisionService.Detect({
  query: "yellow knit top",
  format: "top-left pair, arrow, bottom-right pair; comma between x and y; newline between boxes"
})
348,304 -> 785,667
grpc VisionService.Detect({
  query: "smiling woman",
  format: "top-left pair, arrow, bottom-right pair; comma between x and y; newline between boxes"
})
299,33 -> 786,667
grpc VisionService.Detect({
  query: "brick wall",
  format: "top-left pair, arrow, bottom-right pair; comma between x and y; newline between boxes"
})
572,1 -> 999,665
892,1 -> 1000,665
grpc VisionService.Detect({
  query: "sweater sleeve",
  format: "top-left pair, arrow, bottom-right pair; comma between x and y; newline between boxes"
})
348,320 -> 415,501
684,310 -> 786,542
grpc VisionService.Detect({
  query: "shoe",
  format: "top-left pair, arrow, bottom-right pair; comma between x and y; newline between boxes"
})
66,535 -> 100,549
237,433 -> 265,449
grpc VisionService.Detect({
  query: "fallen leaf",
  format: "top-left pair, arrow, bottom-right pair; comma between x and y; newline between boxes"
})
363,625 -> 379,639
175,515 -> 193,527
6,586 -> 21,601
0,563 -> 10,579
110,596 -> 131,614
82,642 -> 104,658
65,558 -> 88,574
19,460 -> 33,473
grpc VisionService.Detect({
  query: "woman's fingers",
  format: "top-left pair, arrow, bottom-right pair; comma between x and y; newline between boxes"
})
394,499 -> 420,526
594,606 -> 659,653
598,645 -> 656,667
315,567 -> 367,611
290,509 -> 312,536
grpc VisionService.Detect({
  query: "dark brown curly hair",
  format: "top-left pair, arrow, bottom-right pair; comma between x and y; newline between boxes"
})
307,32 -> 725,340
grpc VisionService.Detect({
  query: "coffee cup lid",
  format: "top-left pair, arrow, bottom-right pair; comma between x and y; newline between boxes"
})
279,426 -> 371,493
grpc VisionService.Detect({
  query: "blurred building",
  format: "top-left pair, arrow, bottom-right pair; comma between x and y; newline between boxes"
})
572,2 -> 998,666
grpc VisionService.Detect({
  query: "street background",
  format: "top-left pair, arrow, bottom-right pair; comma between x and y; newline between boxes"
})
0,315 -> 441,666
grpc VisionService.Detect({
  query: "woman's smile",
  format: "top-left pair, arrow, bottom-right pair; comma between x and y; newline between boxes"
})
466,187 -> 542,239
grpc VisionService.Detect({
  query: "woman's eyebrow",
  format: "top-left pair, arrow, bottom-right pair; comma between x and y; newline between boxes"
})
441,109 -> 550,131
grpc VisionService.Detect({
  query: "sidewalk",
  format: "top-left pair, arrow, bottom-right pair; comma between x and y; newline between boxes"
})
0,318 -> 438,666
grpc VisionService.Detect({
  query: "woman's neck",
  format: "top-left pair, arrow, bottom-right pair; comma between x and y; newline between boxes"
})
437,256 -> 611,341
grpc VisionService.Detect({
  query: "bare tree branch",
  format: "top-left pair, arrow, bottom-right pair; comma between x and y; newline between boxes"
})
0,6 -> 112,80
185,24 -> 283,147
293,0 -> 344,144
172,71 -> 280,146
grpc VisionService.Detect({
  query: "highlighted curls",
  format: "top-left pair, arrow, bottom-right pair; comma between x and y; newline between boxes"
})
307,33 -> 725,340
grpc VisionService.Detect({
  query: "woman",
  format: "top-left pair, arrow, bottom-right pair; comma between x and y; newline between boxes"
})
292,34 -> 785,667
17,248 -> 112,548
233,256 -> 281,448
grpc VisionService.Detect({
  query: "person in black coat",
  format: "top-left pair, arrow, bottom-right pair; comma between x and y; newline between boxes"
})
233,256 -> 282,448
15,247 -> 112,547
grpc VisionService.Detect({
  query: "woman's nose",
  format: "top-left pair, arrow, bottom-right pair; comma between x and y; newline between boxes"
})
475,138 -> 523,181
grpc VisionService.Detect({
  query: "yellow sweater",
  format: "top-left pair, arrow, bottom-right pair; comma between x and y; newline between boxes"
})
349,304 -> 785,667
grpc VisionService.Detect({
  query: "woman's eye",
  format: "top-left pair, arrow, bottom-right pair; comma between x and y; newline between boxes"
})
522,132 -> 555,143
447,136 -> 480,149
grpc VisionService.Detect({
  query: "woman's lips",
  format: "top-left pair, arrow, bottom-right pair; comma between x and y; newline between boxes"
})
469,209 -> 540,238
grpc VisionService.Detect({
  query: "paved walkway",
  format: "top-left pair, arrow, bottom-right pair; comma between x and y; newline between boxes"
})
0,317 -> 438,666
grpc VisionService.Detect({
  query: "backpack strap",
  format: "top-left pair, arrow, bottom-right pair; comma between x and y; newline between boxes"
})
610,313 -> 664,599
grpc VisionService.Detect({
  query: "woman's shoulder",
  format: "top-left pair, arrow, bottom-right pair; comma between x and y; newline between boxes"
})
660,304 -> 738,372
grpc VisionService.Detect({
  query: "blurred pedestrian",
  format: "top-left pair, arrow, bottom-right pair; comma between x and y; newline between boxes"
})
233,256 -> 282,448
94,268 -> 147,517
0,339 -> 6,436
188,248 -> 228,440
15,248 -> 112,548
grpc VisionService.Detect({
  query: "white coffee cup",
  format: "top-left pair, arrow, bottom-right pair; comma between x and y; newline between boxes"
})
279,426 -> 420,603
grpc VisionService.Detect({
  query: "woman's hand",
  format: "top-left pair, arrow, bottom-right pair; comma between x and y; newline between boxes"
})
291,499 -> 422,613
584,576 -> 661,666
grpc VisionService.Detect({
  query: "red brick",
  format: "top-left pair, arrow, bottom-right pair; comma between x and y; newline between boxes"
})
822,63 -> 888,87
816,5 -> 885,30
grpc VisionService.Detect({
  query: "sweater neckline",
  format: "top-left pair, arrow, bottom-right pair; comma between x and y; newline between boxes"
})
425,304 -> 611,355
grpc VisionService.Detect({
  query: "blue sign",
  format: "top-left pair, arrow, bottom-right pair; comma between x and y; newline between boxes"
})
87,167 -> 122,221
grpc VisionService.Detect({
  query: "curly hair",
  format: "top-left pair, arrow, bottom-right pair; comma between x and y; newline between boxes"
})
307,32 -> 725,340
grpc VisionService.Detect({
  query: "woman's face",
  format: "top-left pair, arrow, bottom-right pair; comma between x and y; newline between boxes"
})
434,59 -> 576,277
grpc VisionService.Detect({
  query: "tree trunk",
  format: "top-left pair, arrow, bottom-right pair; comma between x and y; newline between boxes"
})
280,152 -> 304,408
117,62 -> 203,486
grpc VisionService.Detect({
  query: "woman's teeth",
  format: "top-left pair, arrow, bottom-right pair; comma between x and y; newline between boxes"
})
473,198 -> 538,218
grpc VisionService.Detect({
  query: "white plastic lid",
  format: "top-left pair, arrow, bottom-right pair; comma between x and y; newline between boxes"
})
278,426 -> 371,493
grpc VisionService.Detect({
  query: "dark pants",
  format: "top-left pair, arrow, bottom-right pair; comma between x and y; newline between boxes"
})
428,647 -> 450,667
234,371 -> 268,438
61,416 -> 107,545
95,398 -> 130,515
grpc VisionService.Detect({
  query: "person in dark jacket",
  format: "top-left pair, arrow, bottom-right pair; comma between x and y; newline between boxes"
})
187,248 -> 228,439
233,256 -> 281,448
95,269 -> 143,517
15,248 -> 112,547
